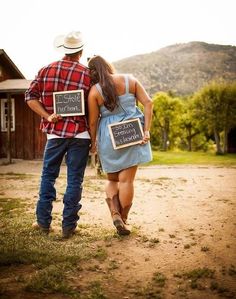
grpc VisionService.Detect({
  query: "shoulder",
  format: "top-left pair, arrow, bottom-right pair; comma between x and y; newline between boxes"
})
37,60 -> 60,75
77,62 -> 90,74
120,73 -> 137,85
124,74 -> 137,92
88,85 -> 103,105
113,73 -> 135,80
89,85 -> 99,96
113,73 -> 137,86
126,73 -> 136,82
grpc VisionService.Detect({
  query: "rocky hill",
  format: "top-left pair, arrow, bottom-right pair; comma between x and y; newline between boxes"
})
113,41 -> 236,96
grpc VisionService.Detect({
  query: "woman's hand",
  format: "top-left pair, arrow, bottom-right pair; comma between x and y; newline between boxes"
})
141,131 -> 150,145
90,142 -> 97,154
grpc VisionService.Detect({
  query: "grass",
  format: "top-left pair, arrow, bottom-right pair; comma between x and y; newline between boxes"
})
146,150 -> 236,166
0,196 -> 114,297
0,172 -> 32,179
131,272 -> 166,298
0,197 -> 29,216
0,170 -> 235,298
86,281 -> 107,299
173,267 -> 236,296
183,267 -> 215,290
25,264 -> 75,295
152,272 -> 166,287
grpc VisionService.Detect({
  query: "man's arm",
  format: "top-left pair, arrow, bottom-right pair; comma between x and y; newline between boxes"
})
27,99 -> 62,122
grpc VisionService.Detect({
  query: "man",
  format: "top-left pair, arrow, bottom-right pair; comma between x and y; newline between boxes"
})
25,31 -> 91,238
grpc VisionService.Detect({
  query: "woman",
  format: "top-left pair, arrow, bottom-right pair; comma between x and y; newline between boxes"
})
88,55 -> 153,235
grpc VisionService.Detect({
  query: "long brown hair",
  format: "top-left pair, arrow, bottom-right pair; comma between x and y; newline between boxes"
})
88,55 -> 118,111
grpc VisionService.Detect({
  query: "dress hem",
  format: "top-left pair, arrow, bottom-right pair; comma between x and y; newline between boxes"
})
102,160 -> 151,174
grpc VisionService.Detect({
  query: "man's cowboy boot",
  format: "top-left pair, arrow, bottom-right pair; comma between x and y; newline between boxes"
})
105,195 -> 130,236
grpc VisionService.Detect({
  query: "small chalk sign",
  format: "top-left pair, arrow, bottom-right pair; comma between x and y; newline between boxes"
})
53,90 -> 85,116
108,118 -> 144,150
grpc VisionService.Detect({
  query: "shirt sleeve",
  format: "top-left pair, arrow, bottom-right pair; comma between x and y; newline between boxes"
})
25,72 -> 41,102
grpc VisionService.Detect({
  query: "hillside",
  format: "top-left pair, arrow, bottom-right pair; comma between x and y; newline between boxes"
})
113,41 -> 236,96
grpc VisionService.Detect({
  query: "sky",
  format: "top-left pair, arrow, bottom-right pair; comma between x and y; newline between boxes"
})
1,0 -> 236,79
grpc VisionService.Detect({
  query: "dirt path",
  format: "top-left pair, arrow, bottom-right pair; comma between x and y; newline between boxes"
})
0,159 -> 236,298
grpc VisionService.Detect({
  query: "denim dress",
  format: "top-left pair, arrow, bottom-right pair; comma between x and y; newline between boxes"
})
96,75 -> 152,173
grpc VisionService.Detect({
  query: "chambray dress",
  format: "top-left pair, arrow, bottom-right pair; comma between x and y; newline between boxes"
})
96,75 -> 152,173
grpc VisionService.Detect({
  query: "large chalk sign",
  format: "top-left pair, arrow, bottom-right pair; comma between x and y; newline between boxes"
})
53,90 -> 85,116
108,118 -> 144,150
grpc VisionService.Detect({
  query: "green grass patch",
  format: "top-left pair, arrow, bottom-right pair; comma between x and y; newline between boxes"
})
0,172 -> 33,180
131,272 -> 165,298
0,207 -> 115,297
183,267 -> 215,289
0,176 -> 121,297
183,267 -> 215,280
147,151 -> 236,165
0,197 -> 29,217
0,221 -> 89,267
25,264 -> 75,295
135,234 -> 160,248
152,272 -> 166,287
85,281 -> 107,299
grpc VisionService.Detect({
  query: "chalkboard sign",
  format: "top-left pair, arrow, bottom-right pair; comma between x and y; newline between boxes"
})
53,90 -> 85,116
108,118 -> 144,150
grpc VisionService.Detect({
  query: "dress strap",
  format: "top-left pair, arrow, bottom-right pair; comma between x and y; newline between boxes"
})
95,83 -> 104,99
124,75 -> 129,94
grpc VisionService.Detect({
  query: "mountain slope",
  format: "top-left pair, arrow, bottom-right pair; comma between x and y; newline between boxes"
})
113,41 -> 236,96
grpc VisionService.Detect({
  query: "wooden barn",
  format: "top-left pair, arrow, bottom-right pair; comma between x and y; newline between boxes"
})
0,49 -> 46,162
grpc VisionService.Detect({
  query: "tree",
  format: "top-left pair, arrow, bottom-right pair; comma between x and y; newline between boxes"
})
179,97 -> 201,151
193,81 -> 236,154
151,92 -> 182,151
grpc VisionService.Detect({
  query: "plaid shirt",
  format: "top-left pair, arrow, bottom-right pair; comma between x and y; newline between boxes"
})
25,57 -> 91,138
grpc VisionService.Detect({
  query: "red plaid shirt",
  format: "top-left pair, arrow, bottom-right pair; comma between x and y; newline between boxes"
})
25,57 -> 91,138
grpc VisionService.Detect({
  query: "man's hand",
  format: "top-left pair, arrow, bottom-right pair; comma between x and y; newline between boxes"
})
47,113 -> 62,123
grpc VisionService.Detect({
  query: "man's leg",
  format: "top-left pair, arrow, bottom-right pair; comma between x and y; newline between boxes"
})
36,139 -> 66,229
62,138 -> 90,236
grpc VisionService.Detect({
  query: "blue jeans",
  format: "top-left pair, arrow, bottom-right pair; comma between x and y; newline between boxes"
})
36,138 -> 90,231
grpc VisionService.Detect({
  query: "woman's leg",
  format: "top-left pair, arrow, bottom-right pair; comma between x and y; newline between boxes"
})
118,165 -> 138,223
105,172 -> 130,235
105,172 -> 119,198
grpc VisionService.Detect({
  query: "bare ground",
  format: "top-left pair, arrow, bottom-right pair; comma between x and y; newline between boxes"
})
0,159 -> 236,299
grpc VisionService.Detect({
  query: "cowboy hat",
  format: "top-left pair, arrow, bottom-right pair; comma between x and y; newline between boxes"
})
53,31 -> 84,54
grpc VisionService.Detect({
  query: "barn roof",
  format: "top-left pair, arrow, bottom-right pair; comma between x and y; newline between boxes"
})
0,79 -> 32,94
0,49 -> 25,79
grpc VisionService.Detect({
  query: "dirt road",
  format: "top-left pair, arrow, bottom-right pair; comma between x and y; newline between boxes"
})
0,159 -> 235,298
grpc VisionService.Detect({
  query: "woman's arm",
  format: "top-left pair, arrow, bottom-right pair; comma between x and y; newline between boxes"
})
134,79 -> 153,142
88,87 -> 100,153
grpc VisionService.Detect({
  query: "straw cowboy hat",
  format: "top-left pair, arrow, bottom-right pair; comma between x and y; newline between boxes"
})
53,31 -> 84,54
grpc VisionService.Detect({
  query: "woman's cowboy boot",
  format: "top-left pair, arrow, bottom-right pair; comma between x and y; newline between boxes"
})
105,195 -> 130,236
114,192 -> 132,224
121,203 -> 132,224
